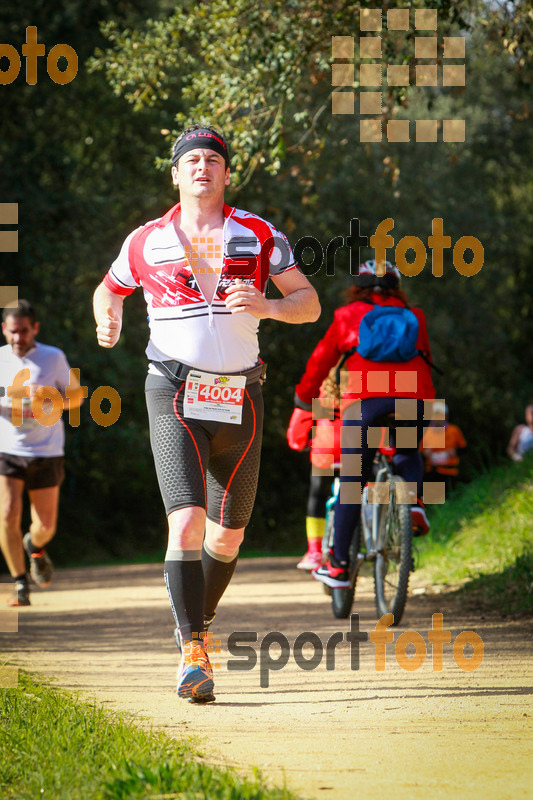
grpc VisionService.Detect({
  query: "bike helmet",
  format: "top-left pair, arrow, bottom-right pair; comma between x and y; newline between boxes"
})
354,259 -> 401,290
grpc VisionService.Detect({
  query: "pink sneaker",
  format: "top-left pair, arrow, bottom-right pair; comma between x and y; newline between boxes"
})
296,550 -> 323,571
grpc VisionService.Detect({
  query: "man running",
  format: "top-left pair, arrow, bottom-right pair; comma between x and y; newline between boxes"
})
0,300 -> 84,606
93,124 -> 320,702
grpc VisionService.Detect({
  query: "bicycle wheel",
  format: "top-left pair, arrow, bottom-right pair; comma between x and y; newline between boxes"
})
321,479 -> 339,597
373,475 -> 412,625
331,523 -> 361,619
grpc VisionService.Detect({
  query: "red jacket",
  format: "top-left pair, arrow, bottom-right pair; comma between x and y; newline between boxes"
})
295,294 -> 435,407
287,407 -> 342,470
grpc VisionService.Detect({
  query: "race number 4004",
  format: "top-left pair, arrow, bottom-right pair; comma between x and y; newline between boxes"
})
184,371 -> 246,424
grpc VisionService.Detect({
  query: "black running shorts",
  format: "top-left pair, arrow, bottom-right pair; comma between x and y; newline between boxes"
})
145,372 -> 264,529
0,453 -> 64,490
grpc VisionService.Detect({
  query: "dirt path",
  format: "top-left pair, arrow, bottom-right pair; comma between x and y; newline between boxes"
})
1,558 -> 532,799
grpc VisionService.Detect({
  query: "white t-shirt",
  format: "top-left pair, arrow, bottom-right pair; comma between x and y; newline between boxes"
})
0,342 -> 72,457
517,425 -> 533,457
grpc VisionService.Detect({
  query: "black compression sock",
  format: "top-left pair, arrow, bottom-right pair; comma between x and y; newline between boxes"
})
164,559 -> 205,641
202,545 -> 238,618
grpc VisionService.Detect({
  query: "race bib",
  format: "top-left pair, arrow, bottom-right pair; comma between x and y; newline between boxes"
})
0,397 -> 39,429
430,449 -> 455,465
184,371 -> 246,424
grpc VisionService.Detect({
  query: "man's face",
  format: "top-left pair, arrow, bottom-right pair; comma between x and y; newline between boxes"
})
2,315 -> 39,357
171,148 -> 230,199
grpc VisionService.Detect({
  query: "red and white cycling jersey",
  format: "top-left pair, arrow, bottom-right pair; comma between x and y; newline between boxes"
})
104,202 -> 297,373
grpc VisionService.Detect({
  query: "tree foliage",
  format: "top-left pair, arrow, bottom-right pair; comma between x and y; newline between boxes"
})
91,0 -> 478,184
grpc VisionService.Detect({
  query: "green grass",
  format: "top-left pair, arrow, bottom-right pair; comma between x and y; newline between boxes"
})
0,672 -> 303,800
418,454 -> 533,615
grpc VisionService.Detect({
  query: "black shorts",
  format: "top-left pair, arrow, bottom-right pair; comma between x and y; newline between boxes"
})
145,372 -> 264,529
0,453 -> 65,490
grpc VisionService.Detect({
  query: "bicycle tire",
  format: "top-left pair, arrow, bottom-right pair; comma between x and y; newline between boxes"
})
373,475 -> 413,625
321,480 -> 337,598
331,523 -> 361,619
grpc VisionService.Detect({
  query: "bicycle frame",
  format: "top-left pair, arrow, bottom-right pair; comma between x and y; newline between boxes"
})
324,419 -> 415,623
362,448 -> 396,560
324,447 -> 395,569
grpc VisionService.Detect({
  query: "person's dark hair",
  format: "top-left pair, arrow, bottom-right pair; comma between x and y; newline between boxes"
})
344,285 -> 409,305
171,123 -> 230,167
2,299 -> 37,325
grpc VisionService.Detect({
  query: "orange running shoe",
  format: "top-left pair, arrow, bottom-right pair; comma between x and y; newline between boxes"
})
176,640 -> 215,703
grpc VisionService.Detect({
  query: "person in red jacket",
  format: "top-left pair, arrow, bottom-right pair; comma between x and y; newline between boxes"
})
287,367 -> 343,570
294,260 -> 436,589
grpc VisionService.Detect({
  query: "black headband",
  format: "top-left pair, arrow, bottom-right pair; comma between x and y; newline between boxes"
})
172,129 -> 229,167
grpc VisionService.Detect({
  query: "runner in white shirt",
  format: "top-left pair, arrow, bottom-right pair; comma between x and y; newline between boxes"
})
0,300 -> 85,606
93,124 -> 320,704
507,405 -> 533,461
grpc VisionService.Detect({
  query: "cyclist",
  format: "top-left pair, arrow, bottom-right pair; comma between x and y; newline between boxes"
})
293,260 -> 436,589
287,366 -> 343,570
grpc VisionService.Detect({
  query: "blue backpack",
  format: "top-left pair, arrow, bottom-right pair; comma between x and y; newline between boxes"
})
334,302 -> 443,384
356,304 -> 419,361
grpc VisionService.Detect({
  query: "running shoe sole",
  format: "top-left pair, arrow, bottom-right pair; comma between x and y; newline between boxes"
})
8,589 -> 30,607
296,556 -> 323,571
312,570 -> 351,589
189,692 -> 216,704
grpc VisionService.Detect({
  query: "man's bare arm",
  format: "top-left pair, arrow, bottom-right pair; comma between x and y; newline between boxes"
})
224,270 -> 320,324
93,283 -> 125,348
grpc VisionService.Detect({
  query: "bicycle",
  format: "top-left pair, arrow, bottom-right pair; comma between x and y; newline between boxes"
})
322,415 -> 415,625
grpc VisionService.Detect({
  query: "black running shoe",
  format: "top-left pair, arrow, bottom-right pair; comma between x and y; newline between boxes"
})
23,533 -> 54,587
312,551 -> 351,588
8,580 -> 30,607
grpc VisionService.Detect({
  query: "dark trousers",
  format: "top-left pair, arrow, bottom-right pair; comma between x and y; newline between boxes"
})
333,396 -> 425,562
